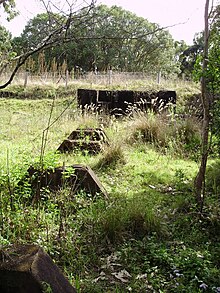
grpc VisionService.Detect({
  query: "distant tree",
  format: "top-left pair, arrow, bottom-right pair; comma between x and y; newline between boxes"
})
178,33 -> 203,79
84,5 -> 176,73
60,4 -> 178,74
14,4 -> 178,75
20,13 -> 65,49
0,25 -> 15,75
0,0 -> 17,76
12,13 -> 67,72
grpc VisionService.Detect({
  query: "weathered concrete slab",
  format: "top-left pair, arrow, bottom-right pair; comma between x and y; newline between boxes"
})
25,164 -> 108,198
71,164 -> 108,197
77,88 -> 176,114
58,128 -> 108,154
0,244 -> 76,293
58,139 -> 103,154
77,88 -> 97,110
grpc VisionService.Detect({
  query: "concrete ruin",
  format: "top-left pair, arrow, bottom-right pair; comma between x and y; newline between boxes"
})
77,88 -> 97,110
22,164 -> 108,198
57,128 -> 108,154
0,244 -> 76,293
77,88 -> 176,114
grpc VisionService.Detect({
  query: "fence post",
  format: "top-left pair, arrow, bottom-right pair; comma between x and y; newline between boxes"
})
157,71 -> 161,84
108,69 -> 112,85
24,71 -> 28,88
65,70 -> 69,89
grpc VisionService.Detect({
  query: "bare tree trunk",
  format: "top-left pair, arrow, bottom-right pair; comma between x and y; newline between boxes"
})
194,0 -> 210,211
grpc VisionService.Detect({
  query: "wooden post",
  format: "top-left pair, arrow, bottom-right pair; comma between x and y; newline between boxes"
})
65,70 -> 69,89
108,69 -> 112,85
24,71 -> 28,88
157,71 -> 161,84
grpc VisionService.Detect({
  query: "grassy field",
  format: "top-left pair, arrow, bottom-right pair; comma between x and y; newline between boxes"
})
0,80 -> 220,292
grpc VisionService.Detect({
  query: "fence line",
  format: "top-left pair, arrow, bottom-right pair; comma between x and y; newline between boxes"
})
0,70 -> 184,87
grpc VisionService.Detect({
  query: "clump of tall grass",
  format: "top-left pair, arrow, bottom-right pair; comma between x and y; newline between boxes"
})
125,110 -> 201,157
94,142 -> 126,169
172,116 -> 201,155
125,111 -> 169,147
206,160 -> 220,194
91,194 -> 168,244
74,104 -> 101,129
73,104 -> 117,130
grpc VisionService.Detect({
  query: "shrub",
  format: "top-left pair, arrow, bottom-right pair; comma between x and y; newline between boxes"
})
206,160 -> 220,194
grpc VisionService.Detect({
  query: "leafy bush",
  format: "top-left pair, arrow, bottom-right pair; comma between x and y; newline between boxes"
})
206,160 -> 220,193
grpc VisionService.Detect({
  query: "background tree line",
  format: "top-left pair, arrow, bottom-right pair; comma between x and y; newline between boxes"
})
0,2 -> 219,85
0,3 -> 209,79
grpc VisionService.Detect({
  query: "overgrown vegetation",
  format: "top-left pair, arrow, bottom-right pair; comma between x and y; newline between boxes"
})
0,81 -> 220,292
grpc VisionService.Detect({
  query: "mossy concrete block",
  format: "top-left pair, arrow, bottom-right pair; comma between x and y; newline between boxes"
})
0,244 -> 76,293
58,139 -> 103,154
67,128 -> 108,142
57,128 -> 108,154
25,164 -> 108,198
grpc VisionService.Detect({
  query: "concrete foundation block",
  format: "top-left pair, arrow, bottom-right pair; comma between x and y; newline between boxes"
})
0,244 -> 76,293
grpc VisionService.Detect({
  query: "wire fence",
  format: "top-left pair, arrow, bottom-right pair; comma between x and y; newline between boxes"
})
0,70 -> 185,88
0,70 -> 168,87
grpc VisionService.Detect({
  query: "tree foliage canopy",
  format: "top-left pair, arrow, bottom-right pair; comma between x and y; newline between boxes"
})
0,0 -> 17,20
193,5 -> 220,94
0,25 -> 16,74
13,4 -> 178,74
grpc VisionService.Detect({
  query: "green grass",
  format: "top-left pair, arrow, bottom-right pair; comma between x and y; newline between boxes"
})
0,82 -> 219,293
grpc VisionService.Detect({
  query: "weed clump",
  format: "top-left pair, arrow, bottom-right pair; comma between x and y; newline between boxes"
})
206,160 -> 220,193
125,112 -> 201,157
126,112 -> 168,147
95,142 -> 126,169
88,194 -> 168,244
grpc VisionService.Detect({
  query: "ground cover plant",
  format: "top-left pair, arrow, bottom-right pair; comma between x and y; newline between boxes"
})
0,80 -> 220,292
